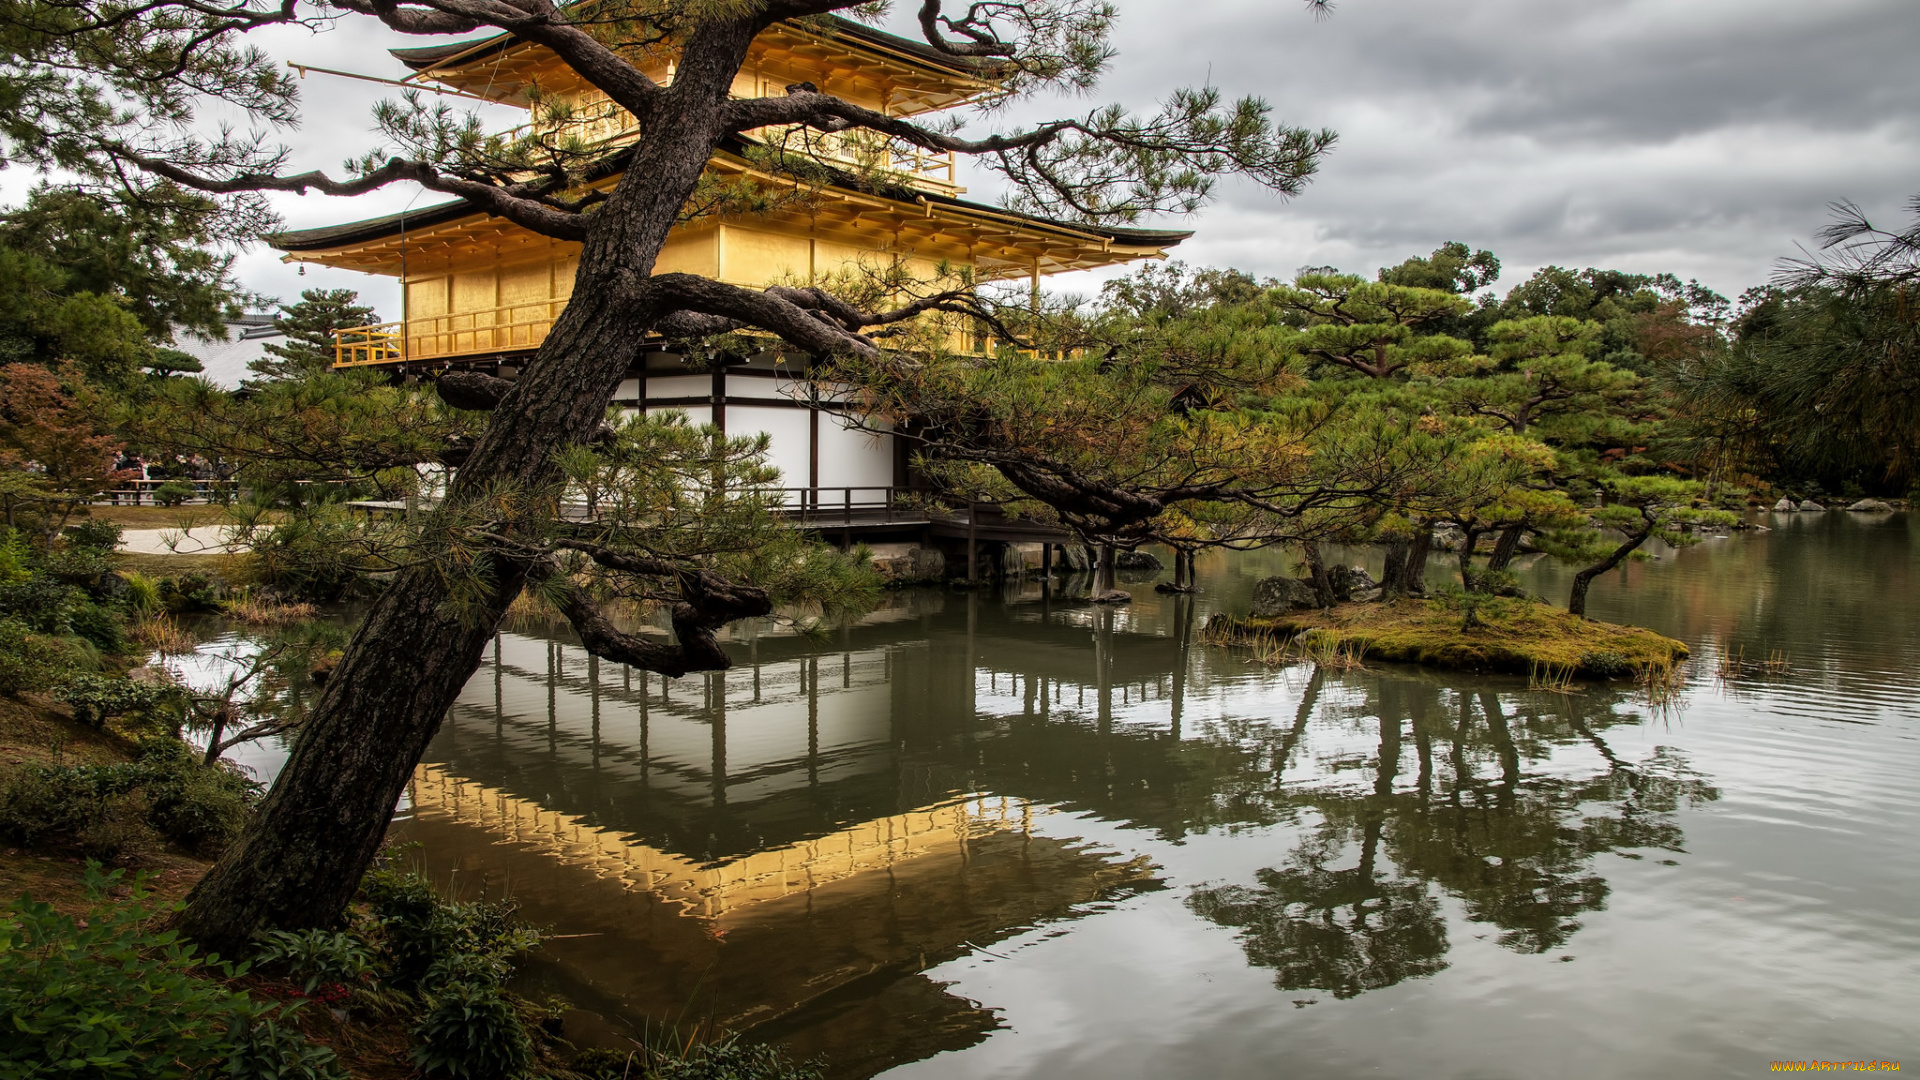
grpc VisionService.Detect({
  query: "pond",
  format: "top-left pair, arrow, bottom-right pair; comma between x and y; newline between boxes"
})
378,511 -> 1918,1078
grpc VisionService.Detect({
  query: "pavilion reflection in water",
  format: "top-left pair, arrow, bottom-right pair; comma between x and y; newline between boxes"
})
396,588 -> 1178,1077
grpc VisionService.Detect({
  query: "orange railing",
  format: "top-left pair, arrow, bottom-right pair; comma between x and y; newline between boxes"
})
333,300 -> 575,368
335,322 -> 405,366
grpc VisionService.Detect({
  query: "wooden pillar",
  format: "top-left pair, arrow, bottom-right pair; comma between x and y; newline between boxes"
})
711,361 -> 727,435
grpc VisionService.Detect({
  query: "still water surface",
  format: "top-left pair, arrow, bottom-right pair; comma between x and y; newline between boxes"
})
389,512 -> 1920,1078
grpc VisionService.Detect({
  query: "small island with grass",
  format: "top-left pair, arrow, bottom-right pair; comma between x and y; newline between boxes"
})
1208,594 -> 1688,680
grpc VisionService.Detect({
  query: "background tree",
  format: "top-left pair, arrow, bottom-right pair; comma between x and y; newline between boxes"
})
0,188 -> 250,385
1663,197 -> 1920,492
0,362 -> 131,532
0,0 -> 1346,948
251,290 -> 379,382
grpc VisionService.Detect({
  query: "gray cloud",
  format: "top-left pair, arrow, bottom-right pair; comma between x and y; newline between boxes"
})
214,0 -> 1920,312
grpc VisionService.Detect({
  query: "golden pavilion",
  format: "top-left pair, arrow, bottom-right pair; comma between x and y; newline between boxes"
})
272,16 -> 1188,499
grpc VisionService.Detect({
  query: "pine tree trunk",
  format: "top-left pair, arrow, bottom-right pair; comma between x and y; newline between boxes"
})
177,21 -> 760,956
1568,525 -> 1654,617
1403,523 -> 1432,596
1301,541 -> 1336,608
1485,525 -> 1524,573
1457,526 -> 1481,590
1379,540 -> 1409,599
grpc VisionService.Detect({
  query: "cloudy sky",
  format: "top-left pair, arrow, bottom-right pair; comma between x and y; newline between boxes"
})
216,0 -> 1920,316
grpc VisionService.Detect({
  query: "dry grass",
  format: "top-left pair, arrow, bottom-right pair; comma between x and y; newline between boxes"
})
1214,598 -> 1689,678
129,615 -> 200,656
1529,661 -> 1578,695
1299,630 -> 1368,670
1715,646 -> 1791,680
220,595 -> 319,628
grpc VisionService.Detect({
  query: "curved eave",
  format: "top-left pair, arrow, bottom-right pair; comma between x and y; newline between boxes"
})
392,14 -> 1006,84
270,172 -> 1190,262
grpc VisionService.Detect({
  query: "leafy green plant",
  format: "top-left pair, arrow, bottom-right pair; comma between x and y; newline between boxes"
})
159,570 -> 226,612
0,865 -> 345,1080
0,617 -> 74,693
253,929 -> 374,996
0,739 -> 257,857
119,571 -> 161,617
54,673 -> 184,729
409,979 -> 536,1080
360,866 -> 540,995
152,481 -> 198,507
62,519 -> 124,551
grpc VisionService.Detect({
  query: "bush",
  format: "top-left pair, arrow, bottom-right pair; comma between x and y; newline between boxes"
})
0,739 -> 258,857
65,600 -> 128,654
253,929 -> 374,997
0,575 -> 80,634
409,979 -> 536,1080
63,519 -> 124,552
53,674 -> 181,731
159,571 -> 227,613
0,865 -> 345,1080
0,617 -> 75,694
360,867 -> 539,995
152,481 -> 198,507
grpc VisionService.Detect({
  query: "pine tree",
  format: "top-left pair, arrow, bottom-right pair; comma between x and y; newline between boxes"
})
251,289 -> 378,382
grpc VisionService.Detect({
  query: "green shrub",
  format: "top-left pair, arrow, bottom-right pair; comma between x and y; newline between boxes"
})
152,481 -> 198,507
0,865 -> 345,1080
64,600 -> 128,654
361,867 -> 539,995
253,929 -> 374,997
0,617 -> 74,694
62,520 -> 123,552
409,979 -> 536,1080
159,571 -> 226,613
0,760 -> 146,857
143,758 -> 259,854
54,674 -> 182,730
119,571 -> 161,617
0,576 -> 80,634
0,529 -> 32,585
0,740 -> 257,857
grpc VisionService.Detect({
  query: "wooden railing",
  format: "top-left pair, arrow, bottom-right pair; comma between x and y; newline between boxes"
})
776,486 -> 922,526
334,299 -> 574,367
335,322 -> 405,367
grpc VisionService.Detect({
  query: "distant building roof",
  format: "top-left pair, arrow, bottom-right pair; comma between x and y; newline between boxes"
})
171,314 -> 281,390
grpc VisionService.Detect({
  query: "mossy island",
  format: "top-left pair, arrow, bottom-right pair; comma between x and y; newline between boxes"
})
1207,596 -> 1688,679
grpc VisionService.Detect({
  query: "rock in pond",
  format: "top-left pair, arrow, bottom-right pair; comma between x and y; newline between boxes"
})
1799,499 -> 1827,511
1847,498 -> 1894,512
1115,550 -> 1163,571
1772,497 -> 1796,512
1250,575 -> 1320,617
1090,590 -> 1132,605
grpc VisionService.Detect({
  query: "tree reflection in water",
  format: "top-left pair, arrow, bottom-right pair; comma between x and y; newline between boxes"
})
1188,678 -> 1718,997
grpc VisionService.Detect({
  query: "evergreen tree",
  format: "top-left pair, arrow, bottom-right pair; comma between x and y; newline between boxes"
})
0,187 -> 249,385
251,289 -> 379,382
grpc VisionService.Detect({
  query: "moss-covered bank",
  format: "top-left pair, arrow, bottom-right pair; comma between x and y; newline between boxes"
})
1209,598 -> 1688,678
